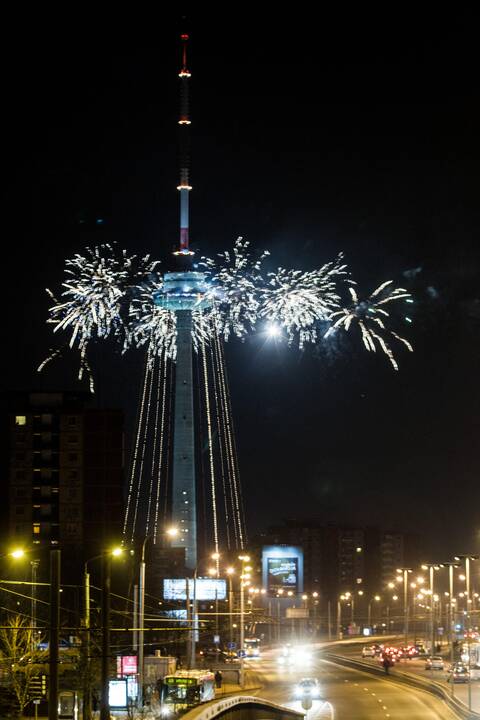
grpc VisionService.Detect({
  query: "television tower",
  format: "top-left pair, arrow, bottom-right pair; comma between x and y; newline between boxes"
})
154,34 -> 211,570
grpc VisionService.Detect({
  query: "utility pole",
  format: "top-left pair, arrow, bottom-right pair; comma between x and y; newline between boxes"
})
100,554 -> 111,720
83,567 -> 91,720
138,549 -> 146,706
49,549 -> 60,720
31,559 -> 39,654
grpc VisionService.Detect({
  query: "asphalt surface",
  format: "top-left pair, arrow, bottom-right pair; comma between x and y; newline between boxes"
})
332,640 -> 480,713
244,646 -> 460,720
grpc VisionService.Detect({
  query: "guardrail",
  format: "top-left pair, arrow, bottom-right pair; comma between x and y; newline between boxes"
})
184,695 -> 305,720
323,651 -> 480,720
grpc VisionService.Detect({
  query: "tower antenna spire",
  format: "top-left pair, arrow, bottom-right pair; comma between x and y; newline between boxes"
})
175,32 -> 194,256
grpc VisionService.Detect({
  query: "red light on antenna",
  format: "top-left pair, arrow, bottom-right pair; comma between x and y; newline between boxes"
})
181,34 -> 189,40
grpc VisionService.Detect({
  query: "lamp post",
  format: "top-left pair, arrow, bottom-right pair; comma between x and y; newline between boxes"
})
277,589 -> 284,643
5,548 -> 60,720
30,559 -> 40,654
421,563 -> 441,655
442,560 -> 459,695
367,595 -> 381,631
226,567 -> 235,650
238,555 -> 250,688
396,568 -> 412,646
453,555 -> 478,712
82,546 -> 124,720
138,528 -> 178,708
337,596 -> 342,639
454,555 -> 479,624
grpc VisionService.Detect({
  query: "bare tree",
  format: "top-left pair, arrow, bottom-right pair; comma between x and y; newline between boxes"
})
0,615 -> 47,717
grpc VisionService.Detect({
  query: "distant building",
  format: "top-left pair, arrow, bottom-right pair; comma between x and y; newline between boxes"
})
259,518 -> 421,602
6,391 -> 124,577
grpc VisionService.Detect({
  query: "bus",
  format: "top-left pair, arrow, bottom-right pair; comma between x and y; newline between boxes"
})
244,637 -> 261,658
161,670 -> 215,711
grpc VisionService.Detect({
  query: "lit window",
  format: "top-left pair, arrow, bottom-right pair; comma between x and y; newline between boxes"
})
33,524 -> 40,535
15,416 -> 27,426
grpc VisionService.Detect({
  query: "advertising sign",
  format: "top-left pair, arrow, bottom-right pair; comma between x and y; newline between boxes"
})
262,545 -> 304,596
267,557 -> 298,593
285,607 -> 308,619
163,577 -> 227,600
109,680 -> 127,708
116,655 -> 137,676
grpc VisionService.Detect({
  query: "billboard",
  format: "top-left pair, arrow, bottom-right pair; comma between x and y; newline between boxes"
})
262,546 -> 303,596
163,577 -> 227,601
109,680 -> 127,708
267,557 -> 298,593
116,655 -> 137,676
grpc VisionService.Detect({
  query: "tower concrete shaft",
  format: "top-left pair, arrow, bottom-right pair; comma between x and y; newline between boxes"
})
171,309 -> 197,569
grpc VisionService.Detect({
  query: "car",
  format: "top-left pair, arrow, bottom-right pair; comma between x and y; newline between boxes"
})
294,678 -> 321,699
425,655 -> 444,670
399,645 -> 418,659
447,664 -> 469,683
362,646 -> 376,658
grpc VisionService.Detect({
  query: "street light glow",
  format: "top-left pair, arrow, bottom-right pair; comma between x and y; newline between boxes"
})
10,549 -> 25,559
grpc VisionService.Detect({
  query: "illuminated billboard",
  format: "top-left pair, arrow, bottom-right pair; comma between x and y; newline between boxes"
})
163,577 -> 227,601
267,557 -> 298,593
109,680 -> 127,708
262,546 -> 303,596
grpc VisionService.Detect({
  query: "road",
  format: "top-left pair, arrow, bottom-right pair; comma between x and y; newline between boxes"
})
242,646 -> 460,720
330,639 -> 480,713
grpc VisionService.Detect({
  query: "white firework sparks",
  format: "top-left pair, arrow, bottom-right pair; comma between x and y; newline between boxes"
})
324,281 -> 414,370
200,237 -> 268,340
129,280 -> 177,361
41,240 -> 413,385
39,243 -> 159,383
260,255 -> 349,348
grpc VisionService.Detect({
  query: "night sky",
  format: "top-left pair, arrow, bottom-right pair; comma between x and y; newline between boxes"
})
4,12 -> 480,558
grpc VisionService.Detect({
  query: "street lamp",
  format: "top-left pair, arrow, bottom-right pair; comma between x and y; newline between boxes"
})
5,546 -> 60,720
137,528 -> 178,708
238,554 -> 250,688
421,563 -> 442,656
226,567 -> 235,648
367,595 -> 381,630
82,545 -> 124,720
441,560 -> 460,693
396,567 -> 412,645
453,555 -> 478,712
5,550 -> 40,653
453,555 -> 479,613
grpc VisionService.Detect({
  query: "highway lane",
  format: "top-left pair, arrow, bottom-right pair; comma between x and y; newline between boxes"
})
243,647 -> 460,720
331,639 -> 480,713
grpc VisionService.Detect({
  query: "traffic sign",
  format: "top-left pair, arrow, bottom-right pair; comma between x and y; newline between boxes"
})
28,674 -> 47,699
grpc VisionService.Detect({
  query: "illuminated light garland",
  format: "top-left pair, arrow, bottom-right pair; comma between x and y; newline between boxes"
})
199,314 -> 220,558
215,333 -> 246,548
208,339 -> 232,549
130,350 -> 155,541
152,349 -> 170,545
123,352 -> 152,540
145,354 -> 162,537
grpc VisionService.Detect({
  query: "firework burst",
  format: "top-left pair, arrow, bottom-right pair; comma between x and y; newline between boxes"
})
40,240 -> 413,383
259,255 -> 349,348
324,281 -> 413,370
